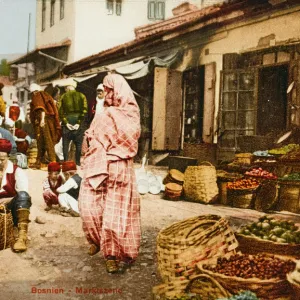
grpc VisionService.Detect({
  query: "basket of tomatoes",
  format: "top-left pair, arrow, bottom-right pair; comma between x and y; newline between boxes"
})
226,179 -> 260,209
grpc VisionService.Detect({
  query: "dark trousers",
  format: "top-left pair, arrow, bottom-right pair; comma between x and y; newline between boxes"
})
62,125 -> 85,166
6,191 -> 32,226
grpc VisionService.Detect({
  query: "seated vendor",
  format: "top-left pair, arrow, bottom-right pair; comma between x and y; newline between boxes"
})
0,139 -> 31,252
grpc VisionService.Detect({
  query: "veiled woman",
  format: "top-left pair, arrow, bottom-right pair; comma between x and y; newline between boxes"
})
79,73 -> 141,273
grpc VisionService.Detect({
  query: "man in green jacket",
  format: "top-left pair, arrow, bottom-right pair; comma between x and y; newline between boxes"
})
58,81 -> 88,166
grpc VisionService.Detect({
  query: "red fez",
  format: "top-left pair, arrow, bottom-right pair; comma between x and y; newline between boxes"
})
61,161 -> 77,172
48,162 -> 61,172
0,139 -> 12,153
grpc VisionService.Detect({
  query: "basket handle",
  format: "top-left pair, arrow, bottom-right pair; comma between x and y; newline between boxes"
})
184,220 -> 216,239
199,161 -> 214,166
187,274 -> 231,297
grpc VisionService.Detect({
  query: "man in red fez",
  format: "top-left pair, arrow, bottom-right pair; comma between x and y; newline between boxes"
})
42,162 -> 63,211
0,139 -> 31,252
56,160 -> 81,217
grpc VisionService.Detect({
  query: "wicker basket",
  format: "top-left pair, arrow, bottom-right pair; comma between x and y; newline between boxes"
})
183,162 -> 219,203
287,273 -> 300,299
234,153 -> 253,165
156,215 -> 238,284
236,234 -> 300,259
255,182 -> 279,212
277,180 -> 300,213
217,172 -> 243,205
197,257 -> 293,300
227,188 -> 257,209
0,205 -> 15,250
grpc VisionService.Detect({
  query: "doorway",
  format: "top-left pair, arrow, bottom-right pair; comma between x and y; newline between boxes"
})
182,66 -> 205,143
257,65 -> 288,135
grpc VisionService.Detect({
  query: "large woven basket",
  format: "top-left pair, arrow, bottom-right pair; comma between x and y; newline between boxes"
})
277,180 -> 300,213
0,205 -> 15,250
197,256 -> 293,300
227,187 -> 257,209
236,234 -> 300,259
287,273 -> 300,299
156,215 -> 238,284
183,163 -> 219,203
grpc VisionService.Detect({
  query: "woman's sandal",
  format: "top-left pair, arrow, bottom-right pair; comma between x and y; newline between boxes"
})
117,257 -> 135,274
105,258 -> 119,274
88,244 -> 100,256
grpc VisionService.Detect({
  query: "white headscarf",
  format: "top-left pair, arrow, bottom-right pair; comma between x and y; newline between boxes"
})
29,83 -> 42,92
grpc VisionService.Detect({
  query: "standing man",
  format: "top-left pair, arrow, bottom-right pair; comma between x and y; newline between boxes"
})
29,83 -> 61,168
58,81 -> 88,166
0,139 -> 31,252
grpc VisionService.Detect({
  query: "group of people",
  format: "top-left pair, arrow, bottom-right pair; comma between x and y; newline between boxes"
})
0,74 -> 142,274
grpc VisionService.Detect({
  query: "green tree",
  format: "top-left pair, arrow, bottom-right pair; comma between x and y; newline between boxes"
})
0,59 -> 10,76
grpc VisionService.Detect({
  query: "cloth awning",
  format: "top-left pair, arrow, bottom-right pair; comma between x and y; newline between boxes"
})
115,50 -> 182,80
51,74 -> 97,87
70,50 -> 182,80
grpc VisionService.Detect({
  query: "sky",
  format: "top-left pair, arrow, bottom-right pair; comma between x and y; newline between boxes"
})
0,0 -> 36,55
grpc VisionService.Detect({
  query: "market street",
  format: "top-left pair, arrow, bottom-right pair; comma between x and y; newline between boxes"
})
0,165 -> 299,300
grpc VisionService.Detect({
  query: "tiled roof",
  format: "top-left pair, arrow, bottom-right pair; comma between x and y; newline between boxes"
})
9,39 -> 71,65
134,5 -> 220,40
64,0 -> 298,75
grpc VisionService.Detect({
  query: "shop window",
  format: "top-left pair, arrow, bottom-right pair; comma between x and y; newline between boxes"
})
42,0 -> 46,32
50,0 -> 55,27
219,70 -> 256,150
107,0 -> 122,16
60,0 -> 65,20
148,0 -> 165,20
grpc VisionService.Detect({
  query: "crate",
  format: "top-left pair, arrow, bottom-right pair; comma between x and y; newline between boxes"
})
168,156 -> 197,173
183,143 -> 217,165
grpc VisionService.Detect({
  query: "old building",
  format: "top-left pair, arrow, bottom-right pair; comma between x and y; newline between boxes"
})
63,0 -> 300,162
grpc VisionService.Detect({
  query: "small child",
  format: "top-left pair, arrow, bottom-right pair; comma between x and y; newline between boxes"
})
57,161 -> 81,217
43,162 -> 63,211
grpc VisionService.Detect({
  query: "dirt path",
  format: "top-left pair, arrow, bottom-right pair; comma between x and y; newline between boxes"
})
0,166 -> 299,300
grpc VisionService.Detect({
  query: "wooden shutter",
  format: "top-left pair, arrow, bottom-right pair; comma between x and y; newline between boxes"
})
202,62 -> 216,143
288,59 -> 300,127
152,67 -> 182,150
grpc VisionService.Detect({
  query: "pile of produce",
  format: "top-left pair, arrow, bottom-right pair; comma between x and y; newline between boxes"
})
203,253 -> 295,280
279,173 -> 300,181
268,143 -> 299,155
279,147 -> 300,162
245,168 -> 277,180
227,179 -> 260,190
237,215 -> 300,244
218,291 -> 259,300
